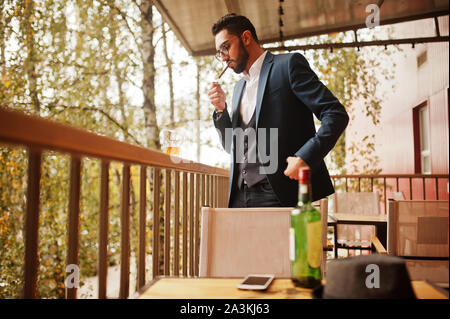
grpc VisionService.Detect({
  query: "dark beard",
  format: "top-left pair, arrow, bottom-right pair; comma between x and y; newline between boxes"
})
232,38 -> 249,74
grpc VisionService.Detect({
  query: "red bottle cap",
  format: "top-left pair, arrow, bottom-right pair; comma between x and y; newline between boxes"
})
298,168 -> 311,184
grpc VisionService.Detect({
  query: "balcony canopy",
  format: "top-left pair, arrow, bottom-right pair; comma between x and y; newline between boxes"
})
153,0 -> 449,56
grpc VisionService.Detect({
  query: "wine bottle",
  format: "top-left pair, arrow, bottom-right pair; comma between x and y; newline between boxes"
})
290,167 -> 322,288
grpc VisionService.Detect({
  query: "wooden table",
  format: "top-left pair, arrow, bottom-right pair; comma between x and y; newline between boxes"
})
329,213 -> 387,258
138,277 -> 448,299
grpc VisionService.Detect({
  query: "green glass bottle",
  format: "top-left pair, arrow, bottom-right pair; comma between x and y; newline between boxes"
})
290,168 -> 322,288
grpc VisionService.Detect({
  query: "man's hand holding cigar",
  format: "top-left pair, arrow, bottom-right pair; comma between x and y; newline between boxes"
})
208,81 -> 226,115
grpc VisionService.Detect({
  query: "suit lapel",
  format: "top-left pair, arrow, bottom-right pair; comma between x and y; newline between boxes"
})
255,52 -> 274,129
231,78 -> 246,128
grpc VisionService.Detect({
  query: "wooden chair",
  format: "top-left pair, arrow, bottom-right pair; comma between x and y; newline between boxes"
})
372,199 -> 449,287
331,192 -> 381,253
199,199 -> 329,278
391,191 -> 406,200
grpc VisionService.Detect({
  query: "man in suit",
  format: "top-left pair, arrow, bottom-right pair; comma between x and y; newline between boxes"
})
208,14 -> 349,208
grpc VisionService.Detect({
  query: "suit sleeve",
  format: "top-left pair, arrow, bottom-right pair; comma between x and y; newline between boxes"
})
212,106 -> 232,154
288,53 -> 349,169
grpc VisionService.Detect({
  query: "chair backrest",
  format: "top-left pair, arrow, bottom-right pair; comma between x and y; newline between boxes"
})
387,199 -> 449,285
199,199 -> 328,278
391,192 -> 406,200
333,192 -> 381,215
332,192 -> 381,247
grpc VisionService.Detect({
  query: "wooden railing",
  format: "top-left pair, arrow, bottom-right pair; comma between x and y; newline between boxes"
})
330,174 -> 449,213
0,107 -> 229,299
2,107 -> 449,298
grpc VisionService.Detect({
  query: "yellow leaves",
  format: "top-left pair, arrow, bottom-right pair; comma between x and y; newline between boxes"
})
10,149 -> 20,157
0,213 -> 10,236
48,279 -> 56,289
13,181 -> 22,190
1,73 -> 10,88
13,7 -> 21,17
8,161 -> 19,169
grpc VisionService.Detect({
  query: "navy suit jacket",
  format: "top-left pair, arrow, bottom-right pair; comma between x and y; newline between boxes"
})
213,52 -> 349,207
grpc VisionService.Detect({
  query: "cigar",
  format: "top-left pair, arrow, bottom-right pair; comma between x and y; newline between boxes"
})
218,64 -> 229,79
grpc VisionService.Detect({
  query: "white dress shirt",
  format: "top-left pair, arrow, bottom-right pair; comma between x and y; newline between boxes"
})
240,51 -> 268,124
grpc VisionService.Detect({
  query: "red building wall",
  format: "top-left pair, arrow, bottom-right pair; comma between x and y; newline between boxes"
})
345,16 -> 449,200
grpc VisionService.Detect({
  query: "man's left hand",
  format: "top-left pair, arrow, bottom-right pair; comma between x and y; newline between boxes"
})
284,156 -> 310,180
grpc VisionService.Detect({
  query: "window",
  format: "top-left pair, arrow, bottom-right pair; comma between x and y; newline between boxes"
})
413,102 -> 431,174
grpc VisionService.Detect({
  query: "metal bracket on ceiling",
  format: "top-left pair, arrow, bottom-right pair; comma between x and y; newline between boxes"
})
434,17 -> 441,37
354,30 -> 360,51
266,35 -> 449,52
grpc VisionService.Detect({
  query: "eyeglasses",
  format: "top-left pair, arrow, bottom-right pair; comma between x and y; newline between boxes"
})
215,36 -> 239,62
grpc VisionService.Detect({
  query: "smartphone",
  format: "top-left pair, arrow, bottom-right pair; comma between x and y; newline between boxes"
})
236,274 -> 275,290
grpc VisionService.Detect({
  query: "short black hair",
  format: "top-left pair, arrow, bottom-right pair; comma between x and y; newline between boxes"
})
212,13 -> 259,43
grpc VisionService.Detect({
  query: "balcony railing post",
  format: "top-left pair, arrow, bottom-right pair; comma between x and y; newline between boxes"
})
409,177 -> 413,200
173,171 -> 180,276
189,173 -> 194,276
216,176 -> 220,207
201,174 -> 206,207
182,172 -> 188,276
206,175 -> 212,207
23,149 -> 42,299
422,177 -> 426,200
219,176 -> 222,207
220,177 -> 224,207
223,177 -> 228,207
138,165 -> 147,289
66,156 -> 82,299
217,176 -> 220,207
204,175 -> 210,206
164,169 -> 171,276
98,161 -> 109,299
152,168 -> 161,279
211,175 -> 214,207
195,174 -> 201,276
119,163 -> 131,299
383,177 -> 387,214
435,177 -> 439,200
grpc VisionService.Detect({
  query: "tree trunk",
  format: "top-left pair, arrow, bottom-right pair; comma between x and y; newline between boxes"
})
162,23 -> 175,129
139,1 -> 160,150
22,0 -> 40,114
138,0 -> 164,276
110,17 -> 129,142
0,4 -> 6,77
195,59 -> 201,162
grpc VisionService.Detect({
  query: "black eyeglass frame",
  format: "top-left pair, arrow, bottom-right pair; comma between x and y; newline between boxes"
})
215,34 -> 242,62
